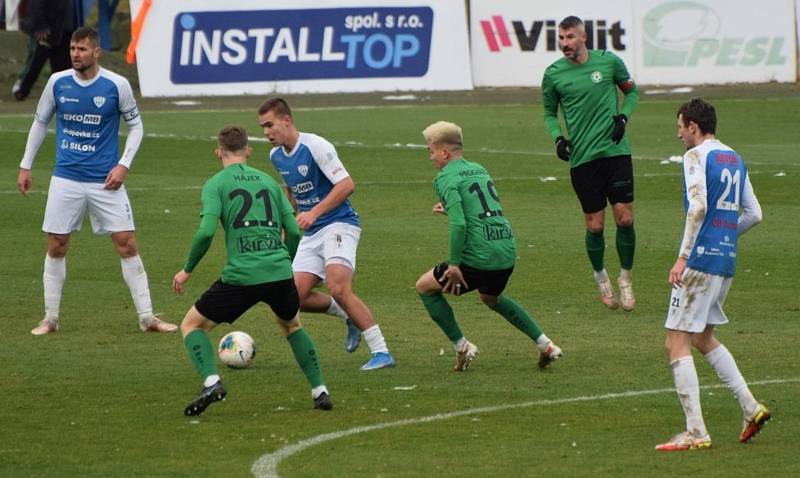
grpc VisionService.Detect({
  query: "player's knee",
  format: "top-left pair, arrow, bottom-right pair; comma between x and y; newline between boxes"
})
616,215 -> 633,227
586,224 -> 604,234
328,283 -> 352,302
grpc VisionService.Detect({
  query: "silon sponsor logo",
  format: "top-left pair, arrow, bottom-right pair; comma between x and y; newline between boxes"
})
170,7 -> 433,83
480,16 -> 626,52
643,1 -> 788,67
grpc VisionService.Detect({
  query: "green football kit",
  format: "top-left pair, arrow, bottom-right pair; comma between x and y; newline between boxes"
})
184,163 -> 297,285
420,157 -> 555,359
434,158 -> 516,270
542,50 -> 639,168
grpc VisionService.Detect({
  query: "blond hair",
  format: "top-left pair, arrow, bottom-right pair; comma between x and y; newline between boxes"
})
422,121 -> 463,150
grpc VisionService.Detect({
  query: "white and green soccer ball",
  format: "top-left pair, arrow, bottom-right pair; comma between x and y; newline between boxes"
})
218,331 -> 256,369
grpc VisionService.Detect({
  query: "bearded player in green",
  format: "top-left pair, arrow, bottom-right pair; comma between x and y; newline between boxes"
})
415,121 -> 562,372
173,125 -> 332,416
542,16 -> 639,311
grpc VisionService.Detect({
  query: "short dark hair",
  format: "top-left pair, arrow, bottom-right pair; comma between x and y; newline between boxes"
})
217,124 -> 249,152
258,97 -> 292,118
559,16 -> 584,30
677,98 -> 716,135
71,26 -> 100,46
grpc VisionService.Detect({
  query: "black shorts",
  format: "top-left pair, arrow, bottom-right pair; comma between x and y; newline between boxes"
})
570,155 -> 634,214
194,278 -> 300,324
433,262 -> 513,297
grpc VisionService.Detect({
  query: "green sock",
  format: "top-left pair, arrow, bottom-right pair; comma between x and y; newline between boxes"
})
616,224 -> 636,270
585,230 -> 605,272
184,329 -> 218,381
419,293 -> 464,343
490,296 -> 543,341
287,328 -> 324,388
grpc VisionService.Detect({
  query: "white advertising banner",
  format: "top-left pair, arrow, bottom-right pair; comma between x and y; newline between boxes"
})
634,0 -> 796,84
132,0 -> 472,96
470,0 -> 635,87
470,0 -> 797,86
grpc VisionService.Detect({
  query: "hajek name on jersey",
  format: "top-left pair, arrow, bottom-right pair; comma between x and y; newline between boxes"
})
170,7 -> 433,84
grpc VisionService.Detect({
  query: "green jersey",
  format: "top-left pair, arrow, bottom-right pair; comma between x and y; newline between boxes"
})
434,158 -> 516,270
542,50 -> 639,168
200,163 -> 295,285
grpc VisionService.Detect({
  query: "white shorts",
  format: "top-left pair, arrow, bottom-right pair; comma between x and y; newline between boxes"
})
664,268 -> 732,333
43,176 -> 136,235
292,222 -> 361,281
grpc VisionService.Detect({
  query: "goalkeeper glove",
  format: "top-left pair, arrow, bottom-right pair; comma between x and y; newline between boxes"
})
555,136 -> 571,162
611,114 -> 627,144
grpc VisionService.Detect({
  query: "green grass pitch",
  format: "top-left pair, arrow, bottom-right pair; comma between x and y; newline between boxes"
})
1,89 -> 799,477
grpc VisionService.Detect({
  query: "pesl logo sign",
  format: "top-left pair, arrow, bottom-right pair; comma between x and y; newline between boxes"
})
642,1 -> 788,67
170,7 -> 433,84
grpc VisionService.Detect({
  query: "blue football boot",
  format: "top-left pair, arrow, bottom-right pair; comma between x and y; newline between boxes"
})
360,352 -> 396,371
345,318 -> 361,353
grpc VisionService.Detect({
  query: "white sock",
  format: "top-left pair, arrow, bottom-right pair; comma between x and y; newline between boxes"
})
593,268 -> 610,283
453,337 -> 466,352
120,255 -> 154,321
704,345 -> 759,417
311,385 -> 329,399
535,334 -> 551,352
43,255 -> 66,319
671,356 -> 708,437
363,324 -> 389,354
619,268 -> 632,282
203,374 -> 220,387
326,297 -> 349,320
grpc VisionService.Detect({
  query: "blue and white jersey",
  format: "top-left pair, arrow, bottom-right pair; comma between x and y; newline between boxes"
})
34,67 -> 141,183
269,132 -> 360,236
679,139 -> 757,277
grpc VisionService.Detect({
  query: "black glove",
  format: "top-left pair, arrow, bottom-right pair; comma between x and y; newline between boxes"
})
611,114 -> 627,144
555,136 -> 571,162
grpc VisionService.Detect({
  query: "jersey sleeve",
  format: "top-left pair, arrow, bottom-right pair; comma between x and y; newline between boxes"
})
541,69 -> 563,141
435,175 -> 467,265
200,179 -> 222,218
610,52 -> 639,118
116,76 -> 142,126
34,74 -> 57,126
307,135 -> 350,184
737,172 -> 762,235
677,148 -> 708,259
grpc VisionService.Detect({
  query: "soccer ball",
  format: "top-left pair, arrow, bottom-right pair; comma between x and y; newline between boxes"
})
218,331 -> 256,369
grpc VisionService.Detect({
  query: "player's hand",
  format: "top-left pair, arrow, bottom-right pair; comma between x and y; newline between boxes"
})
17,168 -> 32,196
555,136 -> 571,161
432,202 -> 446,215
611,114 -> 627,144
104,164 -> 129,190
440,265 -> 468,296
173,270 -> 191,295
669,257 -> 687,288
295,211 -> 319,230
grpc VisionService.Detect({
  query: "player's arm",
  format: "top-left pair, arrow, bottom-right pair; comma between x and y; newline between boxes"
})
670,150 -> 708,287
277,191 -> 300,259
737,173 -> 762,235
297,138 -> 354,229
439,188 -> 469,294
18,75 -> 56,195
541,71 -> 564,141
106,78 -> 143,190
173,214 -> 217,294
613,54 -> 639,119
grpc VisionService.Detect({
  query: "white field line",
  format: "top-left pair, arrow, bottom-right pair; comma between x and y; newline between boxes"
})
1,94 -> 797,120
251,377 -> 799,478
0,127 -> 792,165
0,169 -> 779,196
